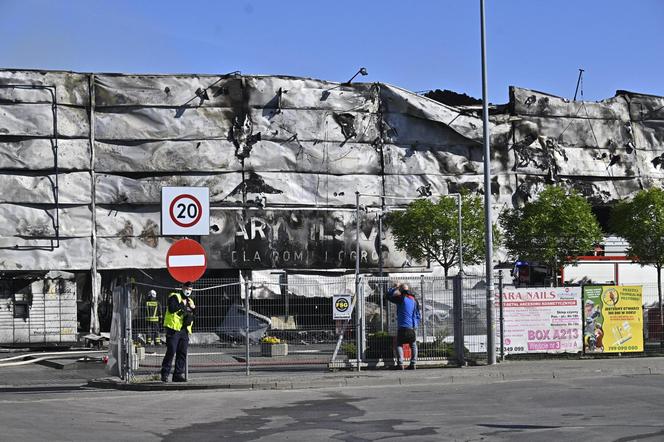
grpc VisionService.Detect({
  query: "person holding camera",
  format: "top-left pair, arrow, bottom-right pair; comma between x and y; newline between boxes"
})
160,281 -> 196,382
386,282 -> 421,370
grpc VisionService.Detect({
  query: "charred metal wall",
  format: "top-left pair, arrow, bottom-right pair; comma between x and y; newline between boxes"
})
507,87 -> 663,207
0,69 -> 662,272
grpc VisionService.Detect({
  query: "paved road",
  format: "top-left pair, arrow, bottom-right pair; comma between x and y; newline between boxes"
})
1,371 -> 663,441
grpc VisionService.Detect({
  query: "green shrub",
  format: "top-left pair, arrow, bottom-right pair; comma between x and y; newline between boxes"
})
341,342 -> 357,358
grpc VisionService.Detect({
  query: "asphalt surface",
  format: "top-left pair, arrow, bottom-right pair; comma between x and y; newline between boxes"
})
1,357 -> 664,441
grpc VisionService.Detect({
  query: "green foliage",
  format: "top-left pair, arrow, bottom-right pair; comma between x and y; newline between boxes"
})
500,185 -> 603,276
610,188 -> 664,268
386,194 -> 496,277
341,342 -> 356,359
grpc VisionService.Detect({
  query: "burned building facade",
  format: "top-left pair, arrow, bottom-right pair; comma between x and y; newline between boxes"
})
1,69 -> 663,337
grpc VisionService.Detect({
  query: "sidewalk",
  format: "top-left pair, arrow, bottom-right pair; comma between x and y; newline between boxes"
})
87,356 -> 664,391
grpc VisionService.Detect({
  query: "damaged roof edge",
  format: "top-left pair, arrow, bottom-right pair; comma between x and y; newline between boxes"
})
509,85 -> 664,103
2,67 -> 661,102
615,89 -> 664,99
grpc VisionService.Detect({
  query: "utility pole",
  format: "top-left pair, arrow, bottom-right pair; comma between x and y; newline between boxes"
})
480,0 -> 496,365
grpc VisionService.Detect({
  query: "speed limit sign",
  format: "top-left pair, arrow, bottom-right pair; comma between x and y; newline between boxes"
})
161,187 -> 210,235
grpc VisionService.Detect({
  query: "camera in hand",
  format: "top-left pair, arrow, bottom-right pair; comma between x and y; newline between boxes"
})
182,304 -> 195,327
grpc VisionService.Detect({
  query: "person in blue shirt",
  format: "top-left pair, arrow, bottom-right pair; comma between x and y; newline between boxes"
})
386,282 -> 421,370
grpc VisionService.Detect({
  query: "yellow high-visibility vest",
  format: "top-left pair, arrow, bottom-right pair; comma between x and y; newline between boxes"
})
163,293 -> 195,334
145,300 -> 160,322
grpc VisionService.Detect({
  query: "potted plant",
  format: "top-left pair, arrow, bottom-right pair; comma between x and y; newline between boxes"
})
260,336 -> 288,357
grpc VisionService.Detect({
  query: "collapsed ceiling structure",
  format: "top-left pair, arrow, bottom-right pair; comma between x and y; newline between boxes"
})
0,69 -> 663,274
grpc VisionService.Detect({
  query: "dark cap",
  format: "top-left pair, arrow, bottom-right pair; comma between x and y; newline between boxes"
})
183,281 -> 194,288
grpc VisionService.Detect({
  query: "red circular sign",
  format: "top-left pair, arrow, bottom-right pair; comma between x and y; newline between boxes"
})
169,194 -> 203,228
166,239 -> 207,283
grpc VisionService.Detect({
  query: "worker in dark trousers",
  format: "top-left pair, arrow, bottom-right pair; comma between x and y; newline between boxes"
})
145,290 -> 162,345
161,282 -> 196,382
386,282 -> 421,370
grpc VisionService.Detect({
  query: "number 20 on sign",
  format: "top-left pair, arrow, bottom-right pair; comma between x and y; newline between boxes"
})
161,187 -> 210,236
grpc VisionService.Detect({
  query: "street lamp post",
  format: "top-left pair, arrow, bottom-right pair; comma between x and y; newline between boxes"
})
480,0 -> 496,365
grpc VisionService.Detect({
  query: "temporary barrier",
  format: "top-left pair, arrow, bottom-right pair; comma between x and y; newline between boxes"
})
118,273 -> 480,381
113,272 -> 664,383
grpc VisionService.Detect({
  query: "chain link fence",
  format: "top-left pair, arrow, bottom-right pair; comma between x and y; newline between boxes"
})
494,274 -> 664,359
110,272 -> 664,382
118,273 -> 477,381
127,275 -> 359,379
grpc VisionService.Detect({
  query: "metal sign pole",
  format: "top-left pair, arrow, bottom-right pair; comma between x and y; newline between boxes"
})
355,191 -> 362,372
420,275 -> 426,340
245,277 -> 251,376
378,213 -> 385,332
457,194 -> 464,275
498,270 -> 504,361
453,274 -> 465,366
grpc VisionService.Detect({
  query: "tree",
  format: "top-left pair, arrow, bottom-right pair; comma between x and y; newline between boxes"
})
500,185 -> 603,285
610,188 -> 664,339
387,194 -> 494,280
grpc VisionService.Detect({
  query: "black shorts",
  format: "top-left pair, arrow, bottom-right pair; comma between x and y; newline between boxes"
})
396,327 -> 416,345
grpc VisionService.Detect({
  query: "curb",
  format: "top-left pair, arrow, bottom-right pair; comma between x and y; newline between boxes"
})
87,363 -> 664,392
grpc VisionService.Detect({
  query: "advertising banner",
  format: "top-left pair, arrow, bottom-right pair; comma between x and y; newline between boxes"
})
498,286 -> 582,355
582,285 -> 643,353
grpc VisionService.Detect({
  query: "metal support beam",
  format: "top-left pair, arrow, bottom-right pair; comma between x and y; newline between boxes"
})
89,74 -> 100,334
355,191 -> 362,371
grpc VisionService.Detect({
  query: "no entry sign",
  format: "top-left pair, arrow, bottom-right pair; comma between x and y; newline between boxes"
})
166,239 -> 207,283
161,187 -> 209,235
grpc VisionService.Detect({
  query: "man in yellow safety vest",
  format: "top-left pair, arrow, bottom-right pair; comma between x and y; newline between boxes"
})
145,290 -> 162,345
160,282 -> 196,382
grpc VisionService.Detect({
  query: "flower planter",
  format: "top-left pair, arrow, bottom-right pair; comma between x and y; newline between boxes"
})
261,342 -> 288,357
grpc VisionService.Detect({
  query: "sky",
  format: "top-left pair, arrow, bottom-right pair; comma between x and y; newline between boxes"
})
0,0 -> 662,103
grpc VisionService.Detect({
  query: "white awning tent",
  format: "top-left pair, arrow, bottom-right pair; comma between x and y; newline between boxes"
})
243,270 -> 360,299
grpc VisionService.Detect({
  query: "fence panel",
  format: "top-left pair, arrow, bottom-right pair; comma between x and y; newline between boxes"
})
131,275 -> 360,378
495,279 -> 664,358
131,279 -> 246,379
249,274 -> 356,370
127,273 -> 492,380
363,276 -> 457,365
633,282 -> 663,354
457,274 -> 489,361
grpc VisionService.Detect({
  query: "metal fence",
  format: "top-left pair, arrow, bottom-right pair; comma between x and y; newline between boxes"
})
111,273 -> 664,382
494,274 -> 664,359
117,274 -> 474,381
128,276 -> 359,380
